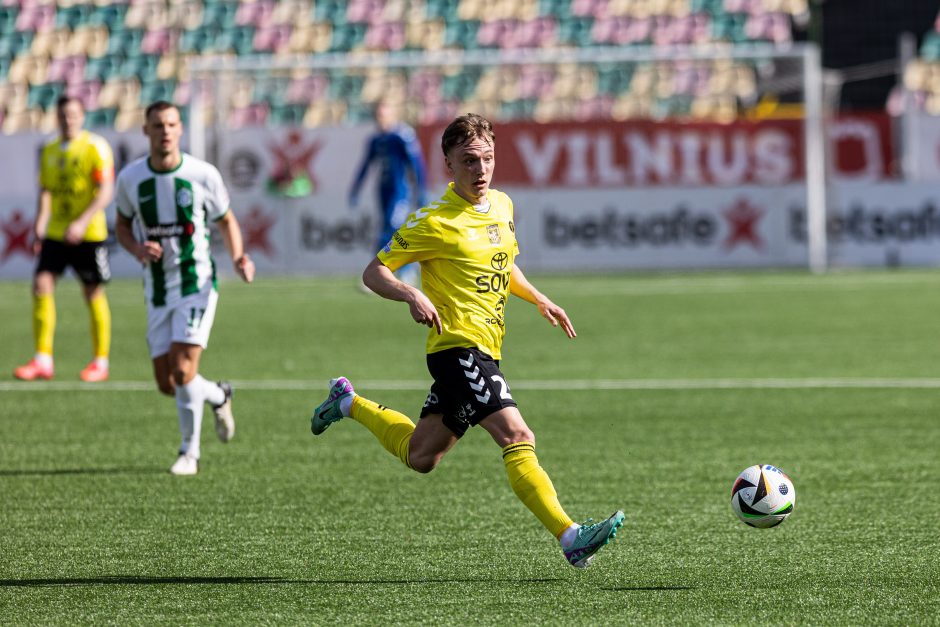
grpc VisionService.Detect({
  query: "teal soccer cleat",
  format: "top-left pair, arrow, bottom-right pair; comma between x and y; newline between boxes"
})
563,510 -> 625,568
310,377 -> 355,435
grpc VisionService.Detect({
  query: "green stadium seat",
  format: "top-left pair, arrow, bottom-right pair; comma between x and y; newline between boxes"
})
179,26 -> 213,53
85,54 -> 123,82
425,0 -> 459,20
84,107 -> 117,129
55,4 -> 94,30
920,33 -> 940,61
27,82 -> 63,110
443,19 -> 480,50
329,23 -> 367,51
500,99 -> 538,120
121,54 -> 159,82
213,26 -> 256,55
0,6 -> 17,35
314,0 -> 347,24
441,69 -> 482,100
538,0 -> 571,19
88,4 -> 128,31
202,1 -> 238,29
0,31 -> 33,58
344,101 -> 375,124
556,16 -> 593,47
140,79 -> 176,104
107,30 -> 144,55
328,71 -> 365,99
268,103 -> 307,126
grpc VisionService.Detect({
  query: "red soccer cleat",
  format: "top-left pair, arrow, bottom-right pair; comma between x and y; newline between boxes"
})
79,361 -> 109,383
13,359 -> 54,381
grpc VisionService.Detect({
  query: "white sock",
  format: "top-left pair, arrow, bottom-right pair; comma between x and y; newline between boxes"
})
339,393 -> 356,417
193,375 -> 225,406
559,523 -> 580,548
175,379 -> 205,459
34,353 -> 53,368
94,356 -> 109,369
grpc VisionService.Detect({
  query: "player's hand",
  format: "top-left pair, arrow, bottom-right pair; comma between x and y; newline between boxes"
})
137,241 -> 163,263
31,237 -> 43,256
408,289 -> 442,334
234,254 -> 255,283
537,299 -> 577,339
63,221 -> 86,245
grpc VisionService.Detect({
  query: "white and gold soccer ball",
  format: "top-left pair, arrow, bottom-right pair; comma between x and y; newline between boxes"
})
730,464 -> 796,528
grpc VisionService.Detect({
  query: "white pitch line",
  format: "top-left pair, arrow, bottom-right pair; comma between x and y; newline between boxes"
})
2,378 -> 940,392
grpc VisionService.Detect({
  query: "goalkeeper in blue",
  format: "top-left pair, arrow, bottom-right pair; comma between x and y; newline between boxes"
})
312,113 -> 624,568
348,100 -> 428,284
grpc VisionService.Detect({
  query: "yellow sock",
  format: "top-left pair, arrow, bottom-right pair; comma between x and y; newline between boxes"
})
33,293 -> 55,355
502,442 -> 574,539
350,396 -> 415,469
87,293 -> 111,358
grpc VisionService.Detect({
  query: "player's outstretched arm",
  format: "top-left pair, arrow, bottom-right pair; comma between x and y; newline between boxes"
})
509,264 -> 576,338
116,213 -> 162,263
216,210 -> 255,283
363,257 -> 442,334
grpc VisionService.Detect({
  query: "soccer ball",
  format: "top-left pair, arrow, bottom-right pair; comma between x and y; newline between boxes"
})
730,464 -> 796,528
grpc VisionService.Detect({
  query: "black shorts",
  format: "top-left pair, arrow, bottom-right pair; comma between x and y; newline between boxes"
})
420,347 -> 518,438
36,239 -> 111,285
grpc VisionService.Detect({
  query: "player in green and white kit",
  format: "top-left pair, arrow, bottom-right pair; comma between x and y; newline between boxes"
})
116,101 -> 255,476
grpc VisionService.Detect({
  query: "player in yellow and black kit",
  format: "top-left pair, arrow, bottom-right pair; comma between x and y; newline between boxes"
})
14,96 -> 114,382
309,113 -> 624,569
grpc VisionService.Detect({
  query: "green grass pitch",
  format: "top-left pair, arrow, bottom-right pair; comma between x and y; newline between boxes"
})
1,271 -> 938,624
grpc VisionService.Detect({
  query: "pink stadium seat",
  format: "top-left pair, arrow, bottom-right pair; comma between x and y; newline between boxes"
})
15,3 -> 54,33
517,66 -> 554,99
46,55 -> 86,86
407,70 -> 443,104
347,0 -> 383,25
254,25 -> 292,53
141,28 -> 172,55
286,74 -> 329,104
236,0 -> 274,28
67,79 -> 102,110
229,103 -> 269,128
364,21 -> 405,51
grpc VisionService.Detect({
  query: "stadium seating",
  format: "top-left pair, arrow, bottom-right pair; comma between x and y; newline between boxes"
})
0,0 -> 824,131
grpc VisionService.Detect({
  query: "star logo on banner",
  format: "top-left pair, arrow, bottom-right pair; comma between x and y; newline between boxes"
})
723,199 -> 764,251
268,130 -> 321,196
1,209 -> 32,262
243,206 -> 276,258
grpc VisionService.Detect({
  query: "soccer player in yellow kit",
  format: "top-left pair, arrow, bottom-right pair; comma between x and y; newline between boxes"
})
310,113 -> 624,568
14,96 -> 114,382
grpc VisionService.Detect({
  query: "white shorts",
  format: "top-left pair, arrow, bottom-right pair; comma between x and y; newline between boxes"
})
146,284 -> 219,358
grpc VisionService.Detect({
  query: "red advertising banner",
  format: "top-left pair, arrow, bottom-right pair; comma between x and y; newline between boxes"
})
419,114 -> 894,188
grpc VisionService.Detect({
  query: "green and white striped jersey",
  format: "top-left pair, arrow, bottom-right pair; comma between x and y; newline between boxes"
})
116,153 -> 230,307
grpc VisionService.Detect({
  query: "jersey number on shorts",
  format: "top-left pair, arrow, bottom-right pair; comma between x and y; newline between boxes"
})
187,307 -> 206,329
490,375 -> 513,400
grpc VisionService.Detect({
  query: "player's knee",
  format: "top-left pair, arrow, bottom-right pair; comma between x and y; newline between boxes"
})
408,452 -> 440,474
505,427 -> 535,445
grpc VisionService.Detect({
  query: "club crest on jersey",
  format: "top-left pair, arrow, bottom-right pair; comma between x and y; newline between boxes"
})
176,187 -> 193,208
487,224 -> 501,244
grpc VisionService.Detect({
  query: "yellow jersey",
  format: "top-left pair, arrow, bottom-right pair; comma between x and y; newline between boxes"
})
39,130 -> 114,242
378,183 -> 519,359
